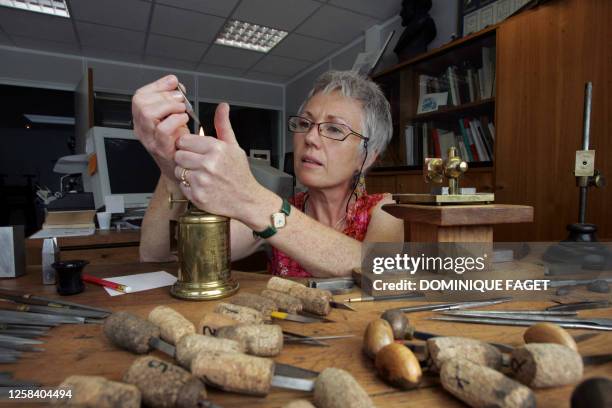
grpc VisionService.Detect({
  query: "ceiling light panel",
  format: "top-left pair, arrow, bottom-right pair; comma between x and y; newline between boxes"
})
0,0 -> 70,18
215,19 -> 287,53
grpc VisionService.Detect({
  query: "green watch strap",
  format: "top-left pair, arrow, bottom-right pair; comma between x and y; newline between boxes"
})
253,198 -> 291,239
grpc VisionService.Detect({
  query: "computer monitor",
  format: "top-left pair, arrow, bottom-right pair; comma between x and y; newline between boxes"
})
83,127 -> 159,210
248,157 -> 293,199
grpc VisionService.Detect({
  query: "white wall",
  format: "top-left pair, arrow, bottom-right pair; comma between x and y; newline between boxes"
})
0,45 -> 284,108
284,38 -> 365,152
282,1 -> 459,152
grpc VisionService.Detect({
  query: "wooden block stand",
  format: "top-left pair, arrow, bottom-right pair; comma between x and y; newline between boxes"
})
383,204 -> 534,242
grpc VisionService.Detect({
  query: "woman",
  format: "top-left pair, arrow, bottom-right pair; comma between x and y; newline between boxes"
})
133,70 -> 403,277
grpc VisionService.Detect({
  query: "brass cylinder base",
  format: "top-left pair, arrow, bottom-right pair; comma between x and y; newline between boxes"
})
171,208 -> 239,301
171,278 -> 239,301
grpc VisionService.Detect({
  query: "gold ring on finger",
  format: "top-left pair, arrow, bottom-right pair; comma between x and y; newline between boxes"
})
180,168 -> 190,181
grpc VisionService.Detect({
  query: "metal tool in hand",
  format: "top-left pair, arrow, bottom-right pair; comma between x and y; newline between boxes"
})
176,83 -> 201,129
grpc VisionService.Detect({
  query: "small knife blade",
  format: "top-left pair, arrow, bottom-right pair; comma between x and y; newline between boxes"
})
176,84 -> 201,128
329,301 -> 355,311
271,375 -> 314,392
274,363 -> 318,378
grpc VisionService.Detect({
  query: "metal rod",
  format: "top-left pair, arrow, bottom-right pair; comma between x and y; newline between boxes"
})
582,82 -> 593,151
579,82 -> 593,223
579,187 -> 588,223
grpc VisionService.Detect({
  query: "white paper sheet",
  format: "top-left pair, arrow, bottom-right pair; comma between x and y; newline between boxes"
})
29,227 -> 95,239
103,271 -> 177,296
104,195 -> 125,214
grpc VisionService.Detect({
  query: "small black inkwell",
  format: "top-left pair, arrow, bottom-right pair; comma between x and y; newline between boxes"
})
52,260 -> 88,296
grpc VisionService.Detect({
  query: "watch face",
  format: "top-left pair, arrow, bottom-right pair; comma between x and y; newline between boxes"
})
272,213 -> 286,229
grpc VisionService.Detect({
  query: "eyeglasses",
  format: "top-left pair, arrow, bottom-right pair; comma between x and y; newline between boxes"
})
288,116 -> 367,142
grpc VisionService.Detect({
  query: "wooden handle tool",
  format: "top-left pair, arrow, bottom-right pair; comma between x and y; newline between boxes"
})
426,336 -> 503,372
123,356 -> 218,408
363,317 -> 422,389
380,309 -> 411,339
148,306 -> 195,345
571,377 -> 612,408
215,323 -> 283,357
228,292 -> 278,316
103,311 -> 161,354
440,358 -> 535,408
191,350 -> 275,396
261,289 -> 304,314
510,343 -> 583,388
375,343 -> 422,389
267,276 -> 332,316
176,333 -> 245,369
314,368 -> 375,408
198,312 -> 239,333
214,302 -> 264,324
363,318 -> 394,358
523,322 -> 578,350
52,375 -> 141,407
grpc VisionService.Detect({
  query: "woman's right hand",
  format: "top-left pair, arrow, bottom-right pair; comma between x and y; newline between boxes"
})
132,75 -> 189,184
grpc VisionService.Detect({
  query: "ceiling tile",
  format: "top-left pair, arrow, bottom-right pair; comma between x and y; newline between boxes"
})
144,55 -> 198,71
150,5 -> 225,42
329,0 -> 402,20
201,45 -> 263,69
69,0 -> 152,31
250,55 -> 310,77
244,71 -> 289,83
76,22 -> 146,54
271,33 -> 339,62
82,46 -> 143,63
0,8 -> 76,43
12,35 -> 80,54
146,34 -> 207,62
296,5 -> 378,43
155,0 -> 239,17
198,63 -> 245,77
232,0 -> 321,31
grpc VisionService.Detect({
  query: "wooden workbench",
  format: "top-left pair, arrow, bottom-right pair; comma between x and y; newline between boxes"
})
1,262 -> 611,407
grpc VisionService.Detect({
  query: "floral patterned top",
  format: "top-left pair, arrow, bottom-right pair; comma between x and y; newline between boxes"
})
269,191 -> 386,277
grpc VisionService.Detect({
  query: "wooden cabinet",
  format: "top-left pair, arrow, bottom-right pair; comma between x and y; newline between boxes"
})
368,0 -> 611,241
494,0 -> 611,241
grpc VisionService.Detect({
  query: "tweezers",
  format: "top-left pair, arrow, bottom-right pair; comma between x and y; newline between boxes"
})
176,83 -> 201,128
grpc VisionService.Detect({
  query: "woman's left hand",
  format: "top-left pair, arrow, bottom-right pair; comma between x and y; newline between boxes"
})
173,102 -> 262,220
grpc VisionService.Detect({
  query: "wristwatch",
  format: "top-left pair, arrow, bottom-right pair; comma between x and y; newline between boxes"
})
253,198 -> 291,239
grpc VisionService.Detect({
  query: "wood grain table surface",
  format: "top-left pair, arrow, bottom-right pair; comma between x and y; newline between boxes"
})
1,262 -> 611,407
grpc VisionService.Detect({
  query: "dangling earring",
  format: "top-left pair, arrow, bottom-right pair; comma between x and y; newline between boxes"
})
355,172 -> 366,198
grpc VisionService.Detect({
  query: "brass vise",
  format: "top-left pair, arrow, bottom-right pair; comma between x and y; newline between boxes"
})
424,146 -> 468,195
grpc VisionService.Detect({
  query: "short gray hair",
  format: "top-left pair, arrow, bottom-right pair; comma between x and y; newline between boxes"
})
298,70 -> 392,164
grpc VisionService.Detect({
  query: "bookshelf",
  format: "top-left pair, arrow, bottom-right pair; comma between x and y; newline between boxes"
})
369,26 -> 497,195
367,0 -> 612,242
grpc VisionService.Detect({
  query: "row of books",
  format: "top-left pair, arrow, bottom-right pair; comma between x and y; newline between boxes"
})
417,46 -> 496,109
404,116 -> 496,166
